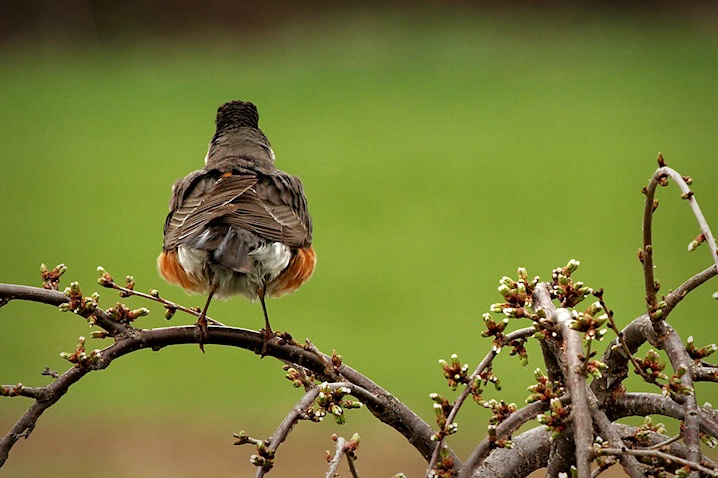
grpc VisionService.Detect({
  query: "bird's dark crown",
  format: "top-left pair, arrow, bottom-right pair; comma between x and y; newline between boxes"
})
215,100 -> 260,131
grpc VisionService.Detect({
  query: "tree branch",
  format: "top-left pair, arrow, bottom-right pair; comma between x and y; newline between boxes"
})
0,283 -> 452,470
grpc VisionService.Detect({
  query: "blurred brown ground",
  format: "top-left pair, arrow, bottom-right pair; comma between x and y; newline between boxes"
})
0,416 -> 646,477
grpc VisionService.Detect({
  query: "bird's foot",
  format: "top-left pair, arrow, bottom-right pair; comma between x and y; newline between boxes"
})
195,314 -> 209,353
260,327 -> 275,357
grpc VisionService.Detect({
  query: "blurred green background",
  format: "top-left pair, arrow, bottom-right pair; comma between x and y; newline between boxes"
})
2,2 -> 718,477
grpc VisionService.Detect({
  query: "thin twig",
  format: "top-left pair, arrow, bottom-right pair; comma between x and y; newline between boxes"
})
647,433 -> 682,450
325,436 -> 346,478
425,326 -> 536,476
663,264 -> 718,318
642,161 -> 718,316
257,387 -> 320,478
596,447 -> 717,476
106,281 -> 226,326
595,291 -> 653,384
257,382 -> 369,478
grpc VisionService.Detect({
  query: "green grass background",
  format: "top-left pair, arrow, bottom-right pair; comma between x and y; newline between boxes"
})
1,6 -> 718,477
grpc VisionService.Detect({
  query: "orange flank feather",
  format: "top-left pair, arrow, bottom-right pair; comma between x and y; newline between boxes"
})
267,246 -> 317,297
157,250 -> 205,293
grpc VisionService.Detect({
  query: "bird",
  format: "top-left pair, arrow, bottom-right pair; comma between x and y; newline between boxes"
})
157,100 -> 315,353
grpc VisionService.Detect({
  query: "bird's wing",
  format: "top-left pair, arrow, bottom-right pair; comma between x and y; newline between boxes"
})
224,172 -> 313,249
163,170 -> 312,251
162,173 -> 257,250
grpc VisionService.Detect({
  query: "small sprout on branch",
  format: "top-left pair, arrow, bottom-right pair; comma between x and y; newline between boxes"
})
429,393 -> 452,437
583,358 -> 608,380
57,282 -> 100,319
635,349 -> 668,383
634,416 -> 667,444
113,274 -> 136,298
508,336 -> 529,367
481,313 -> 508,352
489,267 -> 540,321
662,367 -> 694,398
0,384 -> 24,397
481,398 -> 516,426
164,306 -> 176,320
314,382 -> 362,425
428,445 -> 455,478
97,266 -> 114,287
40,263 -> 66,290
330,350 -> 343,376
551,260 -> 592,307
439,354 -> 469,390
686,335 -> 718,362
688,233 -> 706,252
59,336 -> 102,367
234,431 -> 274,472
526,368 -> 564,403
569,307 -> 608,343
486,423 -> 513,449
284,366 -> 304,388
106,303 -> 149,324
537,397 -> 570,441
701,431 -> 718,448
675,465 -> 691,478
41,367 -> 59,378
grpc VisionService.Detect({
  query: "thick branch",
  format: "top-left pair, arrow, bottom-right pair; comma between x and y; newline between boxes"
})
458,399 -> 554,477
554,308 -> 592,478
612,392 -> 718,438
587,390 -> 645,478
654,322 -> 702,472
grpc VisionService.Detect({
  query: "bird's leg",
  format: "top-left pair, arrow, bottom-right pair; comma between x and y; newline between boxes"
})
259,284 -> 273,356
196,284 -> 217,353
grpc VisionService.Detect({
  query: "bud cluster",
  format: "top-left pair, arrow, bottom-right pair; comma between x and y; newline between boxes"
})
537,397 -> 570,440
551,260 -> 592,307
57,281 -> 100,320
314,382 -> 363,425
526,368 -> 564,404
686,335 -> 718,362
427,445 -> 454,478
429,392 -> 455,440
106,302 -> 149,324
489,268 -> 541,322
40,263 -> 67,290
59,336 -> 102,367
636,349 -> 668,383
233,431 -> 273,472
439,354 -> 469,390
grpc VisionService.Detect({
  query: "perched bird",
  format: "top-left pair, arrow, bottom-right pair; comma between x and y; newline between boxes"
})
157,100 -> 315,352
